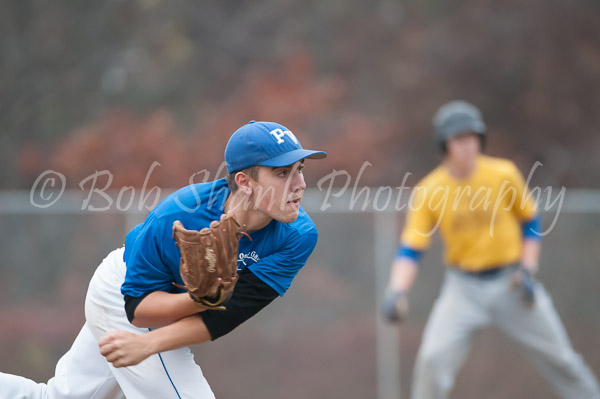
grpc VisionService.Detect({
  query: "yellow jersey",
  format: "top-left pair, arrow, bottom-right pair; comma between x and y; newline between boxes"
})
400,155 -> 538,271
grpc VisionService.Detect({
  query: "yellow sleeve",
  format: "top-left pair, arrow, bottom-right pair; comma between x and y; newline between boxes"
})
400,185 -> 435,250
506,162 -> 538,221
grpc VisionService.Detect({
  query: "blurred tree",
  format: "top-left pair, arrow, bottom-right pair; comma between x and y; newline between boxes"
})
2,0 -> 600,188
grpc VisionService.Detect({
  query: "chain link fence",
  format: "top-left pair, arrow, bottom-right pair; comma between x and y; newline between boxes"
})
1,189 -> 599,398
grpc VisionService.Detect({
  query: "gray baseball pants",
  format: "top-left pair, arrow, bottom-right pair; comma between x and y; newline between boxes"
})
411,267 -> 600,399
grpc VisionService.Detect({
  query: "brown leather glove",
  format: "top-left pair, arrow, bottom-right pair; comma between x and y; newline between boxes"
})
172,212 -> 243,310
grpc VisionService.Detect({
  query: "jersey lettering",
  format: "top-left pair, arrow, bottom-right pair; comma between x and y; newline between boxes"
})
238,251 -> 260,266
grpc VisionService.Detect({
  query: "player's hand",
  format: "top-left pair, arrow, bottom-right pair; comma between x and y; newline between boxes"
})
99,330 -> 153,368
381,289 -> 409,323
511,266 -> 536,308
189,275 -> 240,311
206,274 -> 239,301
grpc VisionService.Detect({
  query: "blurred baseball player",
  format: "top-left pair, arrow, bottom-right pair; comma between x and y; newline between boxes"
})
382,101 -> 600,399
0,121 -> 327,398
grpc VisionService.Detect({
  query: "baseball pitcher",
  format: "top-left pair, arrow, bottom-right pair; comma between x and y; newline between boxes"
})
1,121 -> 327,398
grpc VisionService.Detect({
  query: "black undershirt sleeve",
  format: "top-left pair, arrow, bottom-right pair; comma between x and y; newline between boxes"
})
123,268 -> 279,339
124,292 -> 151,323
201,268 -> 279,340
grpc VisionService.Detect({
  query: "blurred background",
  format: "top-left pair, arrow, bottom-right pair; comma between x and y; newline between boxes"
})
1,0 -> 599,398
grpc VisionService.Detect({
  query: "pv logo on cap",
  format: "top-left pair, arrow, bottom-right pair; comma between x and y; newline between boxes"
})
269,128 -> 299,145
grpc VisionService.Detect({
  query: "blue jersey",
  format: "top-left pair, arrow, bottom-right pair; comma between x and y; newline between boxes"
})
121,178 -> 318,298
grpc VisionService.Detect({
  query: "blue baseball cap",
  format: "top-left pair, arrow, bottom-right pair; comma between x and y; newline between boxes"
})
224,121 -> 327,173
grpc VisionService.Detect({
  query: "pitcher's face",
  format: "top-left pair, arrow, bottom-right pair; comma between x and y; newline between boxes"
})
251,162 -> 306,224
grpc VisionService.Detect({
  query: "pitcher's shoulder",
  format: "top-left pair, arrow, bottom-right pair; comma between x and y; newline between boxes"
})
151,179 -> 229,220
288,206 -> 317,236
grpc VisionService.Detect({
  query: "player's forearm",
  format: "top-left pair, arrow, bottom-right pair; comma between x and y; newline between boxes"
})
142,314 -> 212,355
521,238 -> 541,272
389,257 -> 419,292
132,291 -> 202,328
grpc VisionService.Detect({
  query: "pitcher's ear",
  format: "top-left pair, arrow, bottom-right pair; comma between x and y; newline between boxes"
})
234,171 -> 254,195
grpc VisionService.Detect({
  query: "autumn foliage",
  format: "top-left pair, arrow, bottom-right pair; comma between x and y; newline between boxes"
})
19,51 -> 397,189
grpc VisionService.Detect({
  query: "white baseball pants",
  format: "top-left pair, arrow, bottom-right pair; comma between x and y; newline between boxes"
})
0,247 -> 215,399
411,267 -> 600,399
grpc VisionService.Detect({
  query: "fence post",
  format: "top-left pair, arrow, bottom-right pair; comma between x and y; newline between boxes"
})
375,210 -> 401,399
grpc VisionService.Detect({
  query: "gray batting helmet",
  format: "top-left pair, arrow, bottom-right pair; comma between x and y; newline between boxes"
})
433,100 -> 486,148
